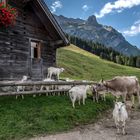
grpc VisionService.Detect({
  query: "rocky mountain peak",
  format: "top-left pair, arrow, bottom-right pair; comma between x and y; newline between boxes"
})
55,14 -> 140,56
86,15 -> 99,26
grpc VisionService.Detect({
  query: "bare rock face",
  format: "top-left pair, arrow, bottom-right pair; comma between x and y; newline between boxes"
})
55,14 -> 140,56
86,15 -> 99,27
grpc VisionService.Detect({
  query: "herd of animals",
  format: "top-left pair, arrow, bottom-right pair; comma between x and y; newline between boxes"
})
14,66 -> 140,135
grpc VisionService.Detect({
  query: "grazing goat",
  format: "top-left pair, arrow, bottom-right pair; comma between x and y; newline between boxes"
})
16,75 -> 28,99
92,84 -> 107,102
95,76 -> 140,106
69,85 -> 90,108
47,67 -> 64,80
113,102 -> 128,135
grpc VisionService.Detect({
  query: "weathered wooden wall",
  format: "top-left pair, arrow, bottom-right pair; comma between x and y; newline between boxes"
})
0,1 -> 57,80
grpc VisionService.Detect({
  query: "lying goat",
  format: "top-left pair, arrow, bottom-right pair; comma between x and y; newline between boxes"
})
113,102 -> 128,135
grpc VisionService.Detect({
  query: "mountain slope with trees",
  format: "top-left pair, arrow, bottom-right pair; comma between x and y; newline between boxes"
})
55,15 -> 140,56
66,35 -> 140,68
57,44 -> 140,81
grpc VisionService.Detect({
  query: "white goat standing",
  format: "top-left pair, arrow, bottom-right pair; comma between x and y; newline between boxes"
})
47,67 -> 64,80
113,102 -> 128,135
16,75 -> 28,99
69,85 -> 90,108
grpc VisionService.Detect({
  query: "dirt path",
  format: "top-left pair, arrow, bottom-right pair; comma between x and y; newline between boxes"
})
31,109 -> 140,140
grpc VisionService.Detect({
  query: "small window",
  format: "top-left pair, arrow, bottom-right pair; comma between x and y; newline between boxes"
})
31,41 -> 41,59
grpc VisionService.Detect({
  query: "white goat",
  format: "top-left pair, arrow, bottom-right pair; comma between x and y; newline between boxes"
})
69,85 -> 90,108
40,78 -> 55,96
47,67 -> 64,80
40,78 -> 55,90
113,102 -> 128,135
16,75 -> 28,99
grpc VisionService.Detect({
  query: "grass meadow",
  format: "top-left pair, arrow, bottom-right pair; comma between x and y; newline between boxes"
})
0,44 -> 140,139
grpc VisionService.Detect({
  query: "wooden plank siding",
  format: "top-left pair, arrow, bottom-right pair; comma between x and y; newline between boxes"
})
0,0 -> 69,81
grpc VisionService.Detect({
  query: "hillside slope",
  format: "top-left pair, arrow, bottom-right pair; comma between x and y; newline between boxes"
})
55,15 -> 140,56
57,44 -> 140,81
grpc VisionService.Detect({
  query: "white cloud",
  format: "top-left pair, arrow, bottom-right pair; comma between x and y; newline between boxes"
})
51,0 -> 62,13
123,20 -> 140,36
95,0 -> 140,18
82,5 -> 89,12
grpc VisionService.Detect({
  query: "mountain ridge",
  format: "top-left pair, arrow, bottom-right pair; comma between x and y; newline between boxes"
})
55,14 -> 140,56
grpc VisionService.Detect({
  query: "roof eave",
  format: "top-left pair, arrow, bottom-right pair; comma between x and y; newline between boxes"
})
36,0 -> 70,47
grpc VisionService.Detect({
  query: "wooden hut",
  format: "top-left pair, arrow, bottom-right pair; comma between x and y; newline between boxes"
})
0,0 -> 69,80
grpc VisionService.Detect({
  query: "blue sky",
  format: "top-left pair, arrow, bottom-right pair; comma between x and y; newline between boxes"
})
45,0 -> 140,48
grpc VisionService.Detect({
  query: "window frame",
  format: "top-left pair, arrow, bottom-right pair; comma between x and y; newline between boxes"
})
30,41 -> 41,59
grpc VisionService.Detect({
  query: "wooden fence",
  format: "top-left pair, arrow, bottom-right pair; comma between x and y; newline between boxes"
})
0,81 -> 96,97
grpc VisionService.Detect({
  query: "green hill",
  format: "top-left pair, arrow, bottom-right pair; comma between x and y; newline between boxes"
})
0,44 -> 140,140
57,44 -> 140,81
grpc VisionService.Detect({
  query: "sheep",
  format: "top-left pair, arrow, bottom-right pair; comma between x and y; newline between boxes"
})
113,102 -> 128,135
69,85 -> 90,108
16,75 -> 28,99
47,67 -> 64,80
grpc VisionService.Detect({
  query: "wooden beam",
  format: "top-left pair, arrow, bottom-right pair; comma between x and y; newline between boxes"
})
0,81 -> 95,87
0,89 -> 69,96
0,81 -> 97,97
49,40 -> 64,47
